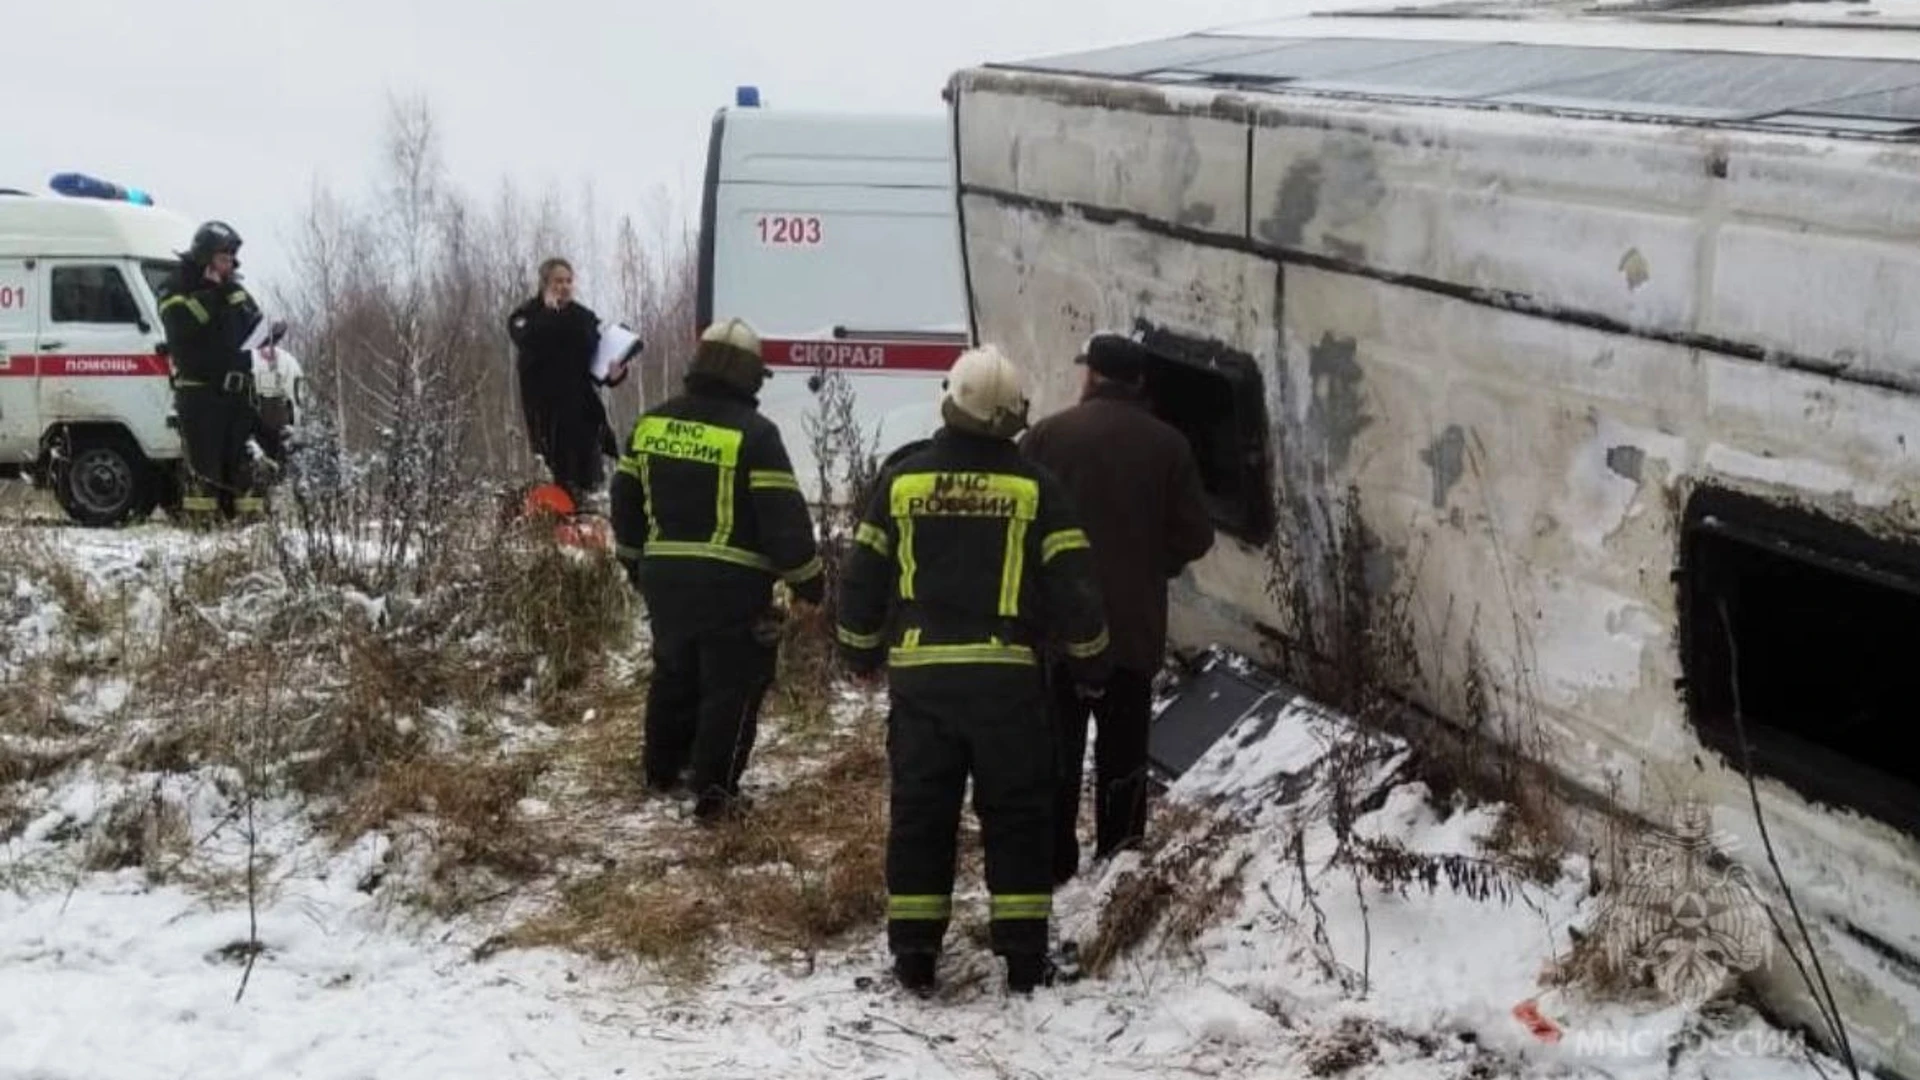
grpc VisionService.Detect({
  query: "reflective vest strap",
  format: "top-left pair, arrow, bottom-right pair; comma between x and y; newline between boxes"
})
161,294 -> 210,324
748,469 -> 800,492
641,455 -> 659,540
712,464 -> 735,546
1066,628 -> 1109,660
855,522 -> 890,557
836,624 -> 884,650
888,895 -> 953,921
783,556 -> 823,585
640,541 -> 773,572
887,642 -> 1036,668
989,894 -> 1052,921
1041,528 -> 1090,563
896,516 -> 918,600
999,517 -> 1028,617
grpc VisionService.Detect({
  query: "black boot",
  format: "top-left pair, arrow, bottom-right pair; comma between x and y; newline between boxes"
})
693,790 -> 752,825
1004,952 -> 1054,994
893,952 -> 937,996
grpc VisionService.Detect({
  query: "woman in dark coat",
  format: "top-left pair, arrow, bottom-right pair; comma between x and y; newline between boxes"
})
508,258 -> 614,501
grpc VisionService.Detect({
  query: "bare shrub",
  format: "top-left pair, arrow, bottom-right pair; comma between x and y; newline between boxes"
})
82,780 -> 192,878
772,366 -> 885,730
1081,799 -> 1247,977
1261,481 -> 1564,860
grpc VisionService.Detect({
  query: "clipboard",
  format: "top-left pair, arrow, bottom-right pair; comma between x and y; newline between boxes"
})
592,321 -> 645,385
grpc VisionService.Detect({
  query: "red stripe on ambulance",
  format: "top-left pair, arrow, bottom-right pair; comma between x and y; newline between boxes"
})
0,354 -> 172,377
760,339 -> 962,374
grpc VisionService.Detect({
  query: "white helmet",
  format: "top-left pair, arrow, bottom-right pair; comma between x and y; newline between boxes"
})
941,344 -> 1030,438
689,316 -> 767,394
701,316 -> 762,357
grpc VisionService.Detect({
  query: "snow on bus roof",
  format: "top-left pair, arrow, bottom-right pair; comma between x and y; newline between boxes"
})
991,1 -> 1920,137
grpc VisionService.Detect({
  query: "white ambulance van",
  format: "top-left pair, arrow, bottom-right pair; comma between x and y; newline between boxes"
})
0,181 -> 299,525
695,90 -> 970,504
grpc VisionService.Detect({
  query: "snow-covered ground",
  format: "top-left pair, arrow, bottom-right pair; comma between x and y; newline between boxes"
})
0,514 -> 1850,1079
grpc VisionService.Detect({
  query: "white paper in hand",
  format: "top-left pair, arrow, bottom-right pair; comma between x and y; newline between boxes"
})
592,322 -> 644,384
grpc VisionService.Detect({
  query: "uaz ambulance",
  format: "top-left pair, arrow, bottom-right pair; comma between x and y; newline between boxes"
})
695,90 -> 969,504
0,178 -> 299,525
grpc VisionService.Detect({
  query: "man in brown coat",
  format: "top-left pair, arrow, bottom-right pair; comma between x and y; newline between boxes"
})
1019,333 -> 1216,884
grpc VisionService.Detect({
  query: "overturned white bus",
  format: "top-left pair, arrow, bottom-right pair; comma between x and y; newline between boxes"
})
949,2 -> 1920,1072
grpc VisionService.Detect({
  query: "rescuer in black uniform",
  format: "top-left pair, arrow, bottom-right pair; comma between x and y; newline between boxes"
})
836,344 -> 1111,997
610,317 -> 825,823
157,221 -> 266,525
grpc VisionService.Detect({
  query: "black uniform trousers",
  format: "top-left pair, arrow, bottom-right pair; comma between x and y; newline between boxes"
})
544,422 -> 606,501
175,383 -> 263,520
642,619 -> 777,814
886,673 -> 1055,960
1051,664 -> 1155,885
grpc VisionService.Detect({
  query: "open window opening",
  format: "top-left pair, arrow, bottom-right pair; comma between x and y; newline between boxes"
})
1133,324 -> 1276,547
1679,486 -> 1920,837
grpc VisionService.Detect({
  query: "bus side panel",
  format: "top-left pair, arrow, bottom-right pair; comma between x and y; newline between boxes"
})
953,73 -> 1920,1074
957,75 -> 1250,237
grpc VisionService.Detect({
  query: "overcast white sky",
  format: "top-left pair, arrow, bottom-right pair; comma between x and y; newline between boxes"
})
10,0 -> 1343,294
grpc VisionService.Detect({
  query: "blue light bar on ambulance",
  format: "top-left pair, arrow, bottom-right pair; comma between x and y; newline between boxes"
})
49,172 -> 154,206
736,86 -> 761,108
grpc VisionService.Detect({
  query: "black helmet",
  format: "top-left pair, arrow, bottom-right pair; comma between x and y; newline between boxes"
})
187,220 -> 242,264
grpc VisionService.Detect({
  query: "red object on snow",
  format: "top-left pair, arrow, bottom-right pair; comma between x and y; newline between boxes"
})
518,483 -> 611,552
523,483 -> 577,519
1512,999 -> 1563,1043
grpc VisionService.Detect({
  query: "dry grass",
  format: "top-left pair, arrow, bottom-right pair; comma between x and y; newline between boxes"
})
566,683 -> 649,799
330,748 -> 559,912
465,533 -> 635,719
1081,799 -> 1250,978
511,869 -> 725,980
5,493 -> 894,986
81,781 -> 193,878
512,716 -> 890,982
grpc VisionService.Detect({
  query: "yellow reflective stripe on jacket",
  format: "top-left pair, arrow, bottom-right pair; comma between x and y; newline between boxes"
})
837,624 -> 884,650
855,521 -> 890,557
640,540 -> 772,572
990,894 -> 1052,921
749,469 -> 800,492
887,642 -> 1036,668
1066,628 -> 1109,660
783,556 -> 823,585
1000,515 -> 1029,617
160,295 -> 210,324
888,894 -> 953,920
888,471 -> 1039,606
227,288 -> 251,306
1042,528 -> 1090,563
713,460 -> 736,546
896,517 -> 919,600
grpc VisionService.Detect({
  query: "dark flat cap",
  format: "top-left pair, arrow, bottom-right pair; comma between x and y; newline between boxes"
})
1075,333 -> 1148,381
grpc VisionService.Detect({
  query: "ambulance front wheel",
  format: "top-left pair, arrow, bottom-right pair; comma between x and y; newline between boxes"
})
52,434 -> 155,528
